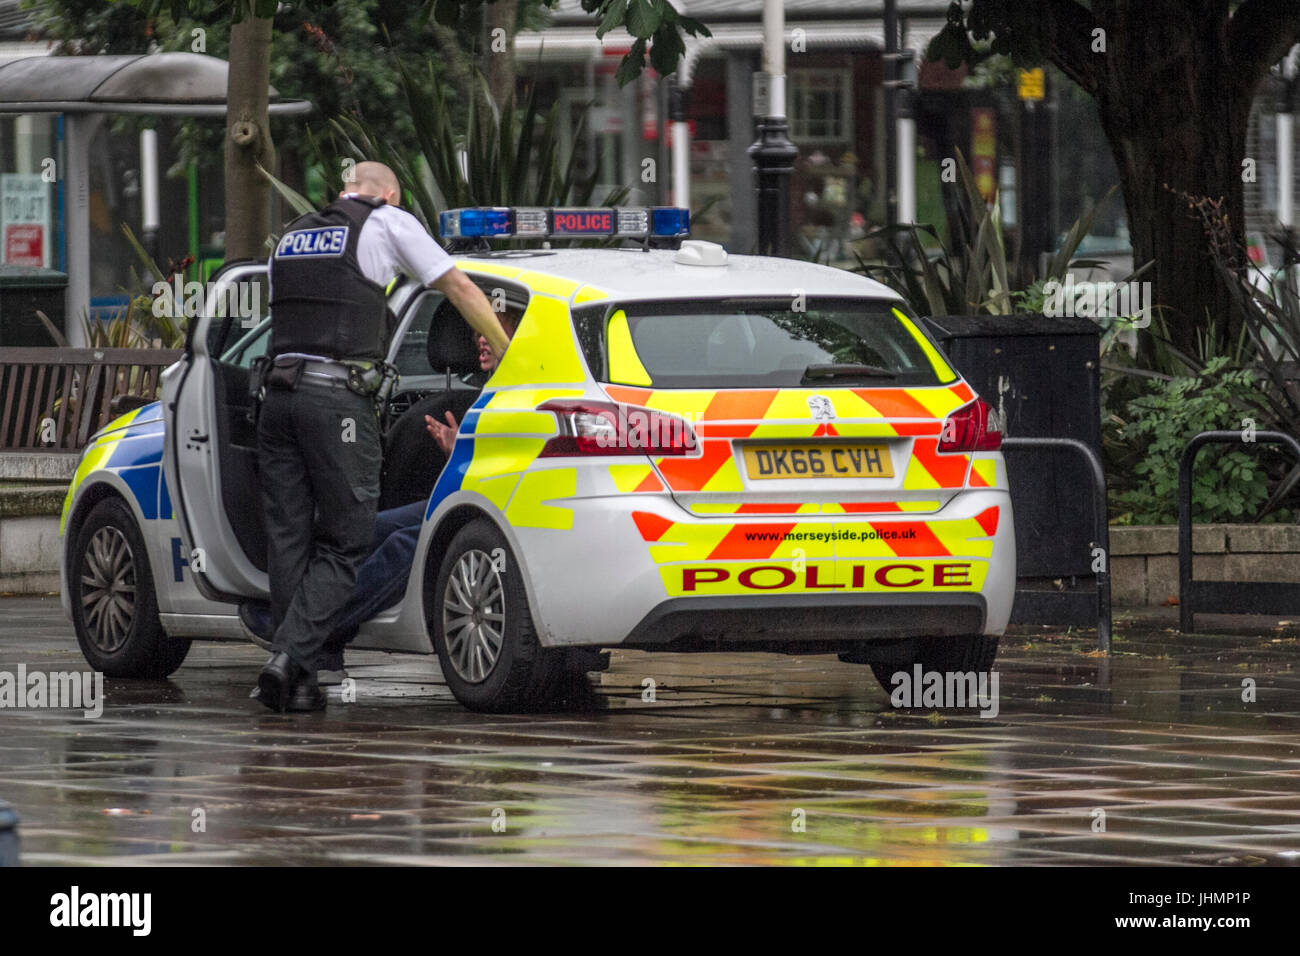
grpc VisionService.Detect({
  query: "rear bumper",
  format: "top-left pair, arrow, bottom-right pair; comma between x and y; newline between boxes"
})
509,479 -> 1014,647
621,593 -> 985,649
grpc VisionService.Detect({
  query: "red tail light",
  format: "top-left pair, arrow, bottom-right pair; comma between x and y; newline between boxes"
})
538,400 -> 699,457
937,399 -> 1002,452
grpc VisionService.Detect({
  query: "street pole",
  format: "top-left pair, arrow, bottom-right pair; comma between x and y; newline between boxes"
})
748,0 -> 797,256
895,52 -> 916,225
884,0 -> 898,225
1280,46 -> 1298,270
670,81 -> 691,210
140,128 -> 161,266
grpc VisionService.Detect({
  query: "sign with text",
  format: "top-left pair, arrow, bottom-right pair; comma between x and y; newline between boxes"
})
971,108 -> 997,204
1,174 -> 50,267
1018,68 -> 1045,101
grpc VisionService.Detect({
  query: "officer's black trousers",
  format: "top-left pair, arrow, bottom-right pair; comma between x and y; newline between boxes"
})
257,381 -> 381,673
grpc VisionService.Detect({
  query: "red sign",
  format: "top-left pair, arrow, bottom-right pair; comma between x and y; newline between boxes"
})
552,209 -> 613,236
970,108 -> 997,204
4,224 -> 43,266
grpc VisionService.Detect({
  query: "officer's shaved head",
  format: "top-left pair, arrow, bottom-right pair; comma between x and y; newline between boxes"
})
342,161 -> 401,205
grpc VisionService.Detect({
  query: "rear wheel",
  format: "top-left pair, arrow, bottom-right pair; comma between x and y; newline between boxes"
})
70,497 -> 191,678
430,519 -> 567,712
868,635 -> 999,698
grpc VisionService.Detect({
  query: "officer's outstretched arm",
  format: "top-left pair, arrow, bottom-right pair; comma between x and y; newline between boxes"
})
431,268 -> 510,357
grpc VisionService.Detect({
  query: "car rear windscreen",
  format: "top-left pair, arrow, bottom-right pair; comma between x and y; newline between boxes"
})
574,297 -> 952,389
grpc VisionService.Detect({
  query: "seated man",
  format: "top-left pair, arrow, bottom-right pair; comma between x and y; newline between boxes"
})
241,312 -> 517,683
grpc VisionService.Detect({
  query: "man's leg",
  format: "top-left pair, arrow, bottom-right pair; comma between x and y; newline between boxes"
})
274,386 -> 380,678
372,499 -> 426,545
257,389 -> 314,638
322,523 -> 421,656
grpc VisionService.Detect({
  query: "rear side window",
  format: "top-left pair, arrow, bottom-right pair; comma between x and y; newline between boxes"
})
576,297 -> 953,388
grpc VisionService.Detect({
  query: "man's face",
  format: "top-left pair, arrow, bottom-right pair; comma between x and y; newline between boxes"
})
477,333 -> 497,372
478,315 -> 517,372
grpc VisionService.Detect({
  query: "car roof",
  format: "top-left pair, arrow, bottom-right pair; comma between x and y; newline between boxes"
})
454,247 -> 906,305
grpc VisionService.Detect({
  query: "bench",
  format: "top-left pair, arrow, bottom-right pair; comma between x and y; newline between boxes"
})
0,347 -> 182,450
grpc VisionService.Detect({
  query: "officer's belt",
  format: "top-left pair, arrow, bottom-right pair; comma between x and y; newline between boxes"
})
299,359 -> 355,387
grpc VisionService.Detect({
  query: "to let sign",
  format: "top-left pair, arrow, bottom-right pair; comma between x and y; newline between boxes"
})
1,174 -> 49,267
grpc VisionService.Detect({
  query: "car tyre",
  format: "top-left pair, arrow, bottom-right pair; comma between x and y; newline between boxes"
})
70,497 -> 191,678
869,635 -> 999,699
430,518 -> 565,712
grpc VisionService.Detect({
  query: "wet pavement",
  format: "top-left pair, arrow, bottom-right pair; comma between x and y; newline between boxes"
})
1,594 -> 1298,866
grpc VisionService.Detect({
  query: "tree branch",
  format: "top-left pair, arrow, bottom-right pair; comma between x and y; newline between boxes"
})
1230,0 -> 1300,87
1032,0 -> 1105,96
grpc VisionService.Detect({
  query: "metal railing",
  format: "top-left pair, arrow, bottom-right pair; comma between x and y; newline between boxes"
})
1003,436 -> 1112,652
1178,430 -> 1300,632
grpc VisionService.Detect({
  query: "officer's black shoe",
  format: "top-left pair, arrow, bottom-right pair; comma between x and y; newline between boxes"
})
257,652 -> 300,713
285,677 -> 327,713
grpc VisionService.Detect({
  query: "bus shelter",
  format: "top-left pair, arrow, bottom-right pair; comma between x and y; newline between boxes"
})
0,52 -> 310,346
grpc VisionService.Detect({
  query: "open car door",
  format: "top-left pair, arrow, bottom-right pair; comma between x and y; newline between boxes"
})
160,261 -> 271,603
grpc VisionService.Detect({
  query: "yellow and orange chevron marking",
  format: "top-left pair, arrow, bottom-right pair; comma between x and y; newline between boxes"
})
600,383 -> 981,493
629,505 -> 999,564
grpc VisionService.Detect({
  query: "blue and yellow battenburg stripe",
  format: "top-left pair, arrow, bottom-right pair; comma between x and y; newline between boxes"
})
61,403 -> 168,534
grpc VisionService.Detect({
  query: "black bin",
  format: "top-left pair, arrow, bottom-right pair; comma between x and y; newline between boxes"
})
922,315 -> 1102,580
0,265 -> 67,347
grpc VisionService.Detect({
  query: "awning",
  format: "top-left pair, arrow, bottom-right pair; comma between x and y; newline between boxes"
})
515,18 -> 948,81
0,52 -> 312,115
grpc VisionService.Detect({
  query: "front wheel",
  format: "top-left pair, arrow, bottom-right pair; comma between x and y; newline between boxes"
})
70,497 -> 191,678
869,635 -> 999,699
430,519 -> 566,712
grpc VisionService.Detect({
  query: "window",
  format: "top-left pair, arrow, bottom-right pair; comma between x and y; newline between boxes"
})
589,297 -> 948,389
789,70 -> 852,143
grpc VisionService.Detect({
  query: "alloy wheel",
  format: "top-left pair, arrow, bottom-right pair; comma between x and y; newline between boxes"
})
442,548 -> 506,684
81,526 -> 136,654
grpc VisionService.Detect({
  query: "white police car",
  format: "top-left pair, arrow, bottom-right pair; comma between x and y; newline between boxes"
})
60,206 -> 1015,711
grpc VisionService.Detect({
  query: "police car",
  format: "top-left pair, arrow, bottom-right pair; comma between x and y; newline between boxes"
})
59,206 -> 1015,712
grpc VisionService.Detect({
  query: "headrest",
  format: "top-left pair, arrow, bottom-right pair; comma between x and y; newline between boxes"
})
426,298 -> 482,376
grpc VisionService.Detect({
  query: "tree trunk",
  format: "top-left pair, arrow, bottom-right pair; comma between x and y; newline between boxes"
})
1090,6 -> 1251,361
484,0 -> 518,109
224,14 -> 276,261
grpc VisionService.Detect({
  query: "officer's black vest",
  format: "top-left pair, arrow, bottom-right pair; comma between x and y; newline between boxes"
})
268,195 -> 392,362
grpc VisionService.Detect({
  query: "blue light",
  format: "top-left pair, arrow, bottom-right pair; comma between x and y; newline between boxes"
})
459,207 -> 513,237
651,207 -> 690,237
440,206 -> 688,241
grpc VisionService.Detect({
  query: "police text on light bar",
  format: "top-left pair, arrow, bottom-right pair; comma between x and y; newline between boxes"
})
439,206 -> 690,240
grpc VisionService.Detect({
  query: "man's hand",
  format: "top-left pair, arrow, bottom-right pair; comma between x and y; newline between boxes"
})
425,411 -> 458,456
431,267 -> 510,357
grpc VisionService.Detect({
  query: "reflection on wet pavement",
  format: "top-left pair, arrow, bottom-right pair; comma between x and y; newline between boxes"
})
1,596 -> 1298,865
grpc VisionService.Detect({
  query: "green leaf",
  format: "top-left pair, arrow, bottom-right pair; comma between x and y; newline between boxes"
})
616,38 -> 647,85
433,0 -> 460,28
625,0 -> 660,40
649,24 -> 685,76
597,0 -> 629,39
255,163 -> 317,218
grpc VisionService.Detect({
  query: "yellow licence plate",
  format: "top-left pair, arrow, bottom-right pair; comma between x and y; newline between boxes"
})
742,443 -> 894,480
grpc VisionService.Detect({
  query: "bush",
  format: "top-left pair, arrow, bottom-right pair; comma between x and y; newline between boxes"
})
1109,356 -> 1280,524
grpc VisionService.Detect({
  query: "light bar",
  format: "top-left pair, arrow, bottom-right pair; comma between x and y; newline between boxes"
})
439,206 -> 690,240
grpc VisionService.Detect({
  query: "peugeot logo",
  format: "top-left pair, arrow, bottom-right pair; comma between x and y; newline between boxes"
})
807,395 -> 835,421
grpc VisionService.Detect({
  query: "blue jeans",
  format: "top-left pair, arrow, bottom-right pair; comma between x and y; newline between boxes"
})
324,499 -> 425,653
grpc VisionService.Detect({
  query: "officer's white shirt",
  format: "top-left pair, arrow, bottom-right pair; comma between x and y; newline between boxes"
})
269,194 -> 455,362
341,193 -> 456,287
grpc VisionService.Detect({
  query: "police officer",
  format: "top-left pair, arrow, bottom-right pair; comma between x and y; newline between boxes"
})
254,161 -> 507,712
